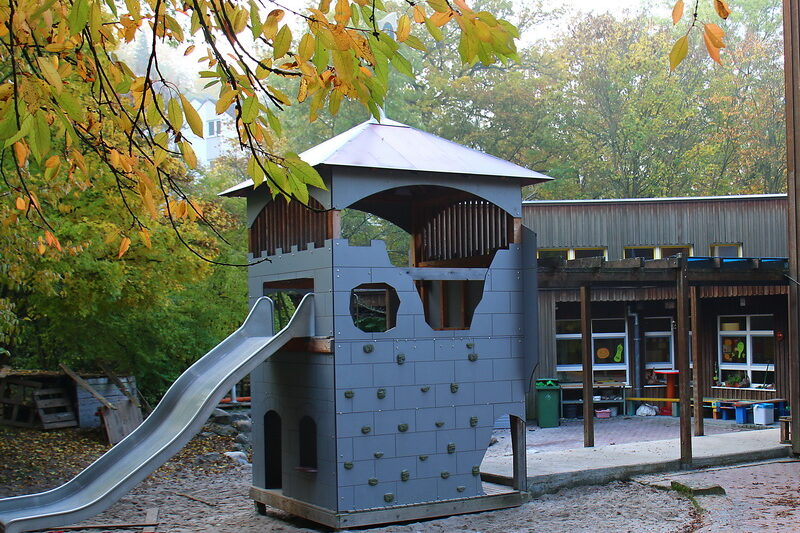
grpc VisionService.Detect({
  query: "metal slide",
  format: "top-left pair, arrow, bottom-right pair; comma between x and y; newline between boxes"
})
0,294 -> 314,533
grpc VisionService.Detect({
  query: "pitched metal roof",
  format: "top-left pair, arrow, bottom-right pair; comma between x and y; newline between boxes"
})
219,117 -> 552,196
524,193 -> 787,205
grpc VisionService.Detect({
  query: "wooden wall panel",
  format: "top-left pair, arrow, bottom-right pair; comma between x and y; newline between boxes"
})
249,197 -> 327,258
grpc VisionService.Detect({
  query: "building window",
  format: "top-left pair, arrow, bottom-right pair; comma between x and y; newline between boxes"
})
718,315 -> 775,388
350,283 -> 400,332
643,317 -> 673,368
624,246 -> 693,260
538,247 -> 607,260
711,243 -> 742,258
417,279 -> 484,330
298,416 -> 318,471
555,318 -> 628,383
207,119 -> 223,137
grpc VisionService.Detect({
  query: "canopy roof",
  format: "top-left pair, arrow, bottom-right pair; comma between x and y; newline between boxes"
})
219,117 -> 552,197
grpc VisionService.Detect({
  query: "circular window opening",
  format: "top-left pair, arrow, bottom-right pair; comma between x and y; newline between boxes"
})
350,283 -> 400,333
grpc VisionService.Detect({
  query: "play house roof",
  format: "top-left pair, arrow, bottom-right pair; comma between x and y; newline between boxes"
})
219,117 -> 551,197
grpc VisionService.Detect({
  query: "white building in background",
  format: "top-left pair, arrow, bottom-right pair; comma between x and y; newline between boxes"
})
182,97 -> 238,167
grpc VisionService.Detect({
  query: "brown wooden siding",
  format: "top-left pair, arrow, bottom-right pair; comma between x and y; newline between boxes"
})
417,200 -> 512,264
249,197 -> 327,258
524,195 -> 787,259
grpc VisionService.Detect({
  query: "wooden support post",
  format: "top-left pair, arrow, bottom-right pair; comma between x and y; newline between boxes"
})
690,286 -> 704,437
784,0 -> 800,456
326,209 -> 341,240
510,415 -> 527,491
580,285 -> 594,448
59,364 -> 116,410
676,264 -> 692,466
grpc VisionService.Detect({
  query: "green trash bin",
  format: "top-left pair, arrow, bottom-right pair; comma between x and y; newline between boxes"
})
535,378 -> 560,428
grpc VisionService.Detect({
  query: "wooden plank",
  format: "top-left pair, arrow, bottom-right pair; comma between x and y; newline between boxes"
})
691,285 -> 704,437
676,263 -> 692,466
249,486 -> 524,530
59,364 -> 116,410
142,508 -> 159,533
101,400 -> 144,445
580,285 -> 594,448
34,398 -> 71,409
99,364 -> 140,408
40,522 -> 160,531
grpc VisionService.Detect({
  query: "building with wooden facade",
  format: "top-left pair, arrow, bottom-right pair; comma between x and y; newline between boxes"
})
524,194 -> 790,415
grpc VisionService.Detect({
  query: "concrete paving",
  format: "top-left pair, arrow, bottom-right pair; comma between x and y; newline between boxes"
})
481,421 -> 791,497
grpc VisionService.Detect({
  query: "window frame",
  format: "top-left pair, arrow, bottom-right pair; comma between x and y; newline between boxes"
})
643,316 -> 674,369
538,247 -> 608,260
624,245 -> 693,260
555,317 -> 629,383
710,243 -> 743,258
717,314 -> 775,388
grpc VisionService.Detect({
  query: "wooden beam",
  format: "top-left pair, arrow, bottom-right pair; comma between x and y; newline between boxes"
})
580,285 -> 594,448
510,415 -> 527,491
98,363 -> 140,408
59,364 -> 116,410
784,0 -> 800,456
690,286 -> 704,437
676,264 -> 692,465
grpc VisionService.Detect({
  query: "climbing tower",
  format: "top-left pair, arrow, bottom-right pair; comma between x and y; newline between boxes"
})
221,117 -> 550,528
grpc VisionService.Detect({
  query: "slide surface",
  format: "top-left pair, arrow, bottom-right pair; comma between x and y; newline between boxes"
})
0,294 -> 314,533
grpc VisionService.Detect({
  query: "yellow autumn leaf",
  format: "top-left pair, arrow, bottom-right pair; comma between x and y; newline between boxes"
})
671,0 -> 684,25
413,4 -> 426,23
262,9 -> 284,40
704,23 -> 726,48
397,14 -> 411,42
37,56 -> 63,93
139,228 -> 152,248
13,142 -> 29,167
181,94 -> 204,137
334,0 -> 350,25
37,238 -> 46,255
118,236 -> 131,258
714,0 -> 731,19
45,230 -> 62,251
703,30 -> 723,65
298,33 -> 315,61
216,88 -> 238,114
184,44 -> 195,56
273,24 -> 292,59
179,141 -> 197,169
15,197 -> 27,210
669,35 -> 689,72
45,155 -> 60,168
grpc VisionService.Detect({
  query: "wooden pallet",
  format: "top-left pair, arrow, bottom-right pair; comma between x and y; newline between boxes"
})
34,388 -> 78,429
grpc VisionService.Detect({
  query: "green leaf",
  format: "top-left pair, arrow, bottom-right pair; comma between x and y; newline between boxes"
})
67,0 -> 89,35
247,155 -> 265,187
273,24 -> 292,59
285,154 -> 327,190
3,115 -> 33,149
390,52 -> 414,79
241,96 -> 259,123
54,92 -> 84,122
167,98 -> 184,131
669,35 -> 689,71
265,109 -> 282,136
30,112 -> 51,163
249,0 -> 261,39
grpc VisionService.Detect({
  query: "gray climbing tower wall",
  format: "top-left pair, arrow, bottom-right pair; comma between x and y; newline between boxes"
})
224,117 -> 549,527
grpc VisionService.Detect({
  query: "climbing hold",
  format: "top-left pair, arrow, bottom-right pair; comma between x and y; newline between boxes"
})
471,465 -> 480,476
374,451 -> 384,458
457,486 -> 466,492
397,423 -> 408,432
361,426 -> 371,434
441,471 -> 450,479
450,383 -> 459,393
447,443 -> 456,454
344,390 -> 354,399
466,343 -> 475,349
368,478 -> 378,486
344,462 -> 354,470
469,416 -> 478,427
377,388 -> 386,399
420,386 -> 430,393
468,353 -> 478,362
363,344 -> 374,353
400,470 -> 410,481
396,353 -> 406,365
435,421 -> 445,428
384,493 -> 395,503
419,455 -> 428,461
